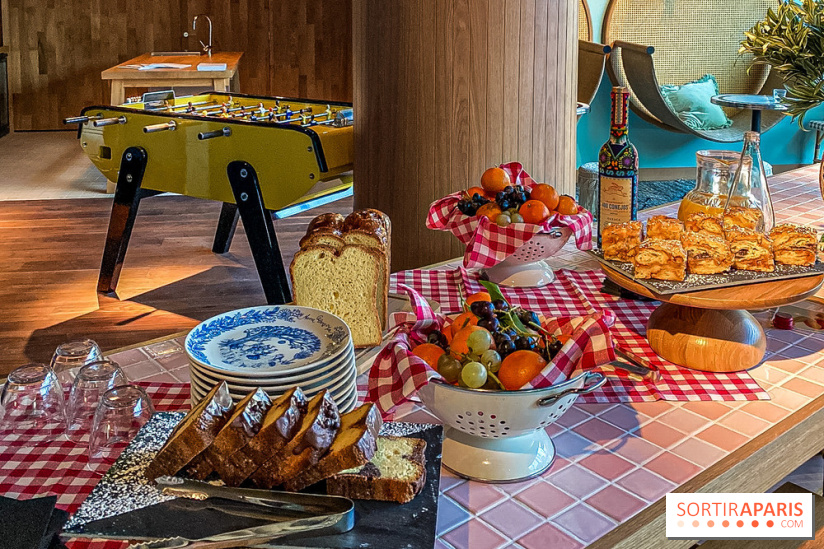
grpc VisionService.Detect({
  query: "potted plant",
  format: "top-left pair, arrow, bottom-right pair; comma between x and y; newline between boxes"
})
740,0 -> 824,192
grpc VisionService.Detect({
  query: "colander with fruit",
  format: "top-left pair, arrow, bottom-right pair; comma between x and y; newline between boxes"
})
427,162 -> 594,287
370,282 -> 611,482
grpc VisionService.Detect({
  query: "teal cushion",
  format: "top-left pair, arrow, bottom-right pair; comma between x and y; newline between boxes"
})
660,75 -> 733,131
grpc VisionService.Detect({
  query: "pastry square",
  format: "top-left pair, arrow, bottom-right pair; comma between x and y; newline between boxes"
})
723,207 -> 762,231
633,239 -> 686,281
646,215 -> 684,241
602,221 -> 643,262
684,212 -> 724,239
769,223 -> 817,249
769,224 -> 818,266
680,232 -> 733,275
729,238 -> 775,272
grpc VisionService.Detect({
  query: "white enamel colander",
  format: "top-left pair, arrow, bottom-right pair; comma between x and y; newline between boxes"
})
482,227 -> 573,287
418,370 -> 606,482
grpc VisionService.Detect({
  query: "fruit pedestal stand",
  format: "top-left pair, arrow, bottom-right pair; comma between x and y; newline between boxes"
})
426,162 -> 594,288
601,262 -> 824,372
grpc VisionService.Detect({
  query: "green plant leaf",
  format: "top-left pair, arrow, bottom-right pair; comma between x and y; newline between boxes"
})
479,280 -> 507,304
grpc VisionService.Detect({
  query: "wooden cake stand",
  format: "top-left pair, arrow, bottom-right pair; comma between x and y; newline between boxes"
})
602,264 -> 824,372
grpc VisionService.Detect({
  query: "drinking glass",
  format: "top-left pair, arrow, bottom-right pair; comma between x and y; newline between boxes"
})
0,363 -> 66,441
89,384 -> 154,464
66,359 -> 127,433
51,339 -> 102,392
773,88 -> 788,103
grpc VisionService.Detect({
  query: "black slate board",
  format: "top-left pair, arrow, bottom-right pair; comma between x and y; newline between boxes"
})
65,419 -> 442,549
590,249 -> 824,295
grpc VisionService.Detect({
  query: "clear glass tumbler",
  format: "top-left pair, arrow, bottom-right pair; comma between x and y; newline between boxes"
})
89,384 -> 154,464
51,339 -> 102,393
66,359 -> 127,433
0,363 -> 67,441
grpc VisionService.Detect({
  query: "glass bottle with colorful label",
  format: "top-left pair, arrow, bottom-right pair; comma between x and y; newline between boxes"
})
598,86 -> 639,243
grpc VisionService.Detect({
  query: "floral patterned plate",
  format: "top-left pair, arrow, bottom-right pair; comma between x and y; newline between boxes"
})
184,306 -> 350,377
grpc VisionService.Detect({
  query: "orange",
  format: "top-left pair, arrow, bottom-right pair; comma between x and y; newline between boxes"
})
451,311 -> 479,333
443,323 -> 454,344
497,350 -> 548,390
451,325 -> 490,356
465,186 -> 486,199
412,343 -> 446,368
518,200 -> 551,224
530,184 -> 560,211
476,202 -> 503,221
466,291 -> 492,305
557,195 -> 579,215
481,167 -> 511,194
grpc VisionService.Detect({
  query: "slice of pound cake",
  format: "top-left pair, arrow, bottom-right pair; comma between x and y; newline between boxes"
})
326,436 -> 427,503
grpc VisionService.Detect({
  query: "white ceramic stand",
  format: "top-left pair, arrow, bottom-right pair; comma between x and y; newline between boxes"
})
481,227 -> 572,288
441,427 -> 556,483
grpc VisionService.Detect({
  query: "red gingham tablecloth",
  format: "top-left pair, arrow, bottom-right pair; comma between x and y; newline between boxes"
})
390,267 -> 769,403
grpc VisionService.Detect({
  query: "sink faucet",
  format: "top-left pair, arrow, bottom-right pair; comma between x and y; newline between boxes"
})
193,14 -> 213,57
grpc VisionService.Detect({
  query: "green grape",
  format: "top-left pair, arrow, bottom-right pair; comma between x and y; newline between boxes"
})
481,350 -> 502,373
510,213 -> 525,223
496,213 -> 511,227
467,353 -> 482,363
466,329 -> 492,354
437,354 -> 462,383
461,361 -> 488,389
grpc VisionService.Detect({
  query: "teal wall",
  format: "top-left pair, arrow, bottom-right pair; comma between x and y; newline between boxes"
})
576,0 -> 821,172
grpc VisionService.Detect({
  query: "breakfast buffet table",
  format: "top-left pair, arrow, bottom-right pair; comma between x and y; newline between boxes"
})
2,167 -> 824,548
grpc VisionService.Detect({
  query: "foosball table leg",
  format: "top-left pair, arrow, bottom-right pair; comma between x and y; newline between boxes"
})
212,202 -> 240,254
226,161 -> 292,305
97,147 -> 149,296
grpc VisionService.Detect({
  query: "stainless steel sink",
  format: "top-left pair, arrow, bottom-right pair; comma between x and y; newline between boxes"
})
150,51 -> 202,56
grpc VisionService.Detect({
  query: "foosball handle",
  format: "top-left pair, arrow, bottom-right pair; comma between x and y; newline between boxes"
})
198,127 -> 232,140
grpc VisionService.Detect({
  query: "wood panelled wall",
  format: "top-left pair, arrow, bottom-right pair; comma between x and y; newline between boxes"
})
5,0 -> 352,130
353,0 -> 578,271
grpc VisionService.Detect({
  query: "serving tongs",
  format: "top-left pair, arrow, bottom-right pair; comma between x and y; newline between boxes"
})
127,477 -> 355,549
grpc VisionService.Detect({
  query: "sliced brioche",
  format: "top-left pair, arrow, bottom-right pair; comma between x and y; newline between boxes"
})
326,435 -> 426,503
290,245 -> 383,347
145,381 -> 234,481
219,387 -> 308,486
249,390 -> 341,489
198,388 -> 273,480
284,403 -> 383,492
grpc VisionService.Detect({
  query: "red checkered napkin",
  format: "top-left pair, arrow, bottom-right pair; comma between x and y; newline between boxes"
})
367,284 -> 616,415
426,162 -> 594,269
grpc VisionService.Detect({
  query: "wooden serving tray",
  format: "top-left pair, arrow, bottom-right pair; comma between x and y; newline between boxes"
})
590,249 -> 824,296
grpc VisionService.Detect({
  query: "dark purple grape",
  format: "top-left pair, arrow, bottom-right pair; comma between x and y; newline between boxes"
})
496,191 -> 507,202
504,328 -> 517,339
517,309 -> 541,327
493,299 -> 509,312
548,339 -> 563,357
498,199 -> 512,211
427,330 -> 449,349
513,192 -> 528,204
477,317 -> 500,333
492,331 -> 510,346
497,339 -> 516,357
504,185 -> 513,194
469,301 -> 494,318
515,336 -> 537,351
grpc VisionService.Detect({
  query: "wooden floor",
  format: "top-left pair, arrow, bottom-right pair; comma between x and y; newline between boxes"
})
0,194 -> 353,376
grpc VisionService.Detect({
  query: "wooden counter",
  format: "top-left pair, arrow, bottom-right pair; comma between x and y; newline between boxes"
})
101,52 -> 242,105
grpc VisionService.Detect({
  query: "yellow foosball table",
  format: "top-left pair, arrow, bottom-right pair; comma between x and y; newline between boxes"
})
64,91 -> 354,304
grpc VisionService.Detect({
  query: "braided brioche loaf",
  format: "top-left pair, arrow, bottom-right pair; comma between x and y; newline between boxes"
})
291,209 -> 391,347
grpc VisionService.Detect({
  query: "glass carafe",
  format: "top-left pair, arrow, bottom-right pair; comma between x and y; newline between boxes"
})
677,150 -> 740,221
725,131 -> 775,233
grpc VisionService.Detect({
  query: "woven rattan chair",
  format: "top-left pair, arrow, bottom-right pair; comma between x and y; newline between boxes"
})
579,0 -> 593,41
579,40 -> 611,109
602,0 -> 785,142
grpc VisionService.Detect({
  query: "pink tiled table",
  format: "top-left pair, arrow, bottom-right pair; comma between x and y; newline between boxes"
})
13,165 -> 824,549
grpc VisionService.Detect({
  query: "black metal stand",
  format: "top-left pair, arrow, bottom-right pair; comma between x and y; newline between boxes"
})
751,109 -> 762,133
97,147 -> 156,295
226,161 -> 292,305
212,202 -> 240,253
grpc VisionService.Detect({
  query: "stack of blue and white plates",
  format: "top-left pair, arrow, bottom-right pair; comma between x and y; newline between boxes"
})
184,305 -> 357,412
